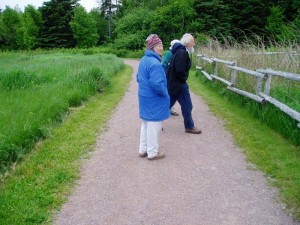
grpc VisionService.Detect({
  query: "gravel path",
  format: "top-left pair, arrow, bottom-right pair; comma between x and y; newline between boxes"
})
54,59 -> 299,225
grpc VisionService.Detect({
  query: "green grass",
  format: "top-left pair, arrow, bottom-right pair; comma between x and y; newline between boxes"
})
189,70 -> 300,221
196,42 -> 300,146
0,52 -> 124,173
0,65 -> 132,225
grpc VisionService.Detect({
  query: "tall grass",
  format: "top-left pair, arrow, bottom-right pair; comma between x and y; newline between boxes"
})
0,52 -> 124,175
0,65 -> 132,225
195,37 -> 300,146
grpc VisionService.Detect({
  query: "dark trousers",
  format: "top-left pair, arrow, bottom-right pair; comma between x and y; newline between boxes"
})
170,83 -> 194,129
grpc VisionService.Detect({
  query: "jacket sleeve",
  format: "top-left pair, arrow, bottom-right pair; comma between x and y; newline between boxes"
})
161,51 -> 171,71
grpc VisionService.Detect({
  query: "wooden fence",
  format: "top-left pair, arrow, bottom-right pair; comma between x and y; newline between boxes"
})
196,54 -> 300,128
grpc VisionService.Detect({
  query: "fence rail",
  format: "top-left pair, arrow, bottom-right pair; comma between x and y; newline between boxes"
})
196,54 -> 300,128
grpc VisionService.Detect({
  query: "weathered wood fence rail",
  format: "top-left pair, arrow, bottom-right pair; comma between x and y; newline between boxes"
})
196,54 -> 300,128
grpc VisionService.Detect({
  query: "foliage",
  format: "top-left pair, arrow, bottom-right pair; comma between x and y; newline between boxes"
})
150,1 -> 195,44
120,0 -> 172,11
0,52 -> 124,174
21,5 -> 42,50
196,37 -> 300,146
113,7 -> 152,50
192,0 -> 231,40
1,0 -> 300,50
90,8 -> 109,44
39,0 -> 76,48
70,6 -> 99,48
1,6 -> 22,50
266,6 -> 285,41
0,64 -> 132,225
114,32 -> 145,50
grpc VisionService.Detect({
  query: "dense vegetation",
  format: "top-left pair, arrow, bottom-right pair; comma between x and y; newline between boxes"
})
195,38 -> 300,146
0,51 -> 124,174
0,0 -> 299,51
0,60 -> 132,225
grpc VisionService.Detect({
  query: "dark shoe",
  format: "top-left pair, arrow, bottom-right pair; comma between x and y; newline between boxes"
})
139,152 -> 148,157
185,127 -> 202,134
171,111 -> 179,116
148,152 -> 165,160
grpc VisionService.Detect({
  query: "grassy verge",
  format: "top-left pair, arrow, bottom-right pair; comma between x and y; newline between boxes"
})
189,70 -> 300,221
0,65 -> 132,225
0,52 -> 124,173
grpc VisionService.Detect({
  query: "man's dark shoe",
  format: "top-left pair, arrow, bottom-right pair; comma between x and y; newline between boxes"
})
139,152 -> 148,157
171,111 -> 179,116
148,152 -> 165,160
185,127 -> 202,134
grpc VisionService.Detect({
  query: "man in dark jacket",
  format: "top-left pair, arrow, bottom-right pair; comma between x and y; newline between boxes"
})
167,33 -> 201,134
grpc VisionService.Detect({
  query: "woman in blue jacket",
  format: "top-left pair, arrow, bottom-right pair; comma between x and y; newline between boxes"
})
137,34 -> 170,160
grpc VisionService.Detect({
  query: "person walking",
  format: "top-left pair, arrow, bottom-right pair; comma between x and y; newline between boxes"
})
162,39 -> 180,116
166,33 -> 202,134
137,34 -> 170,160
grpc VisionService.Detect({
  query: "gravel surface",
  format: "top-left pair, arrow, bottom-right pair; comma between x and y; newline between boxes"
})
53,59 -> 299,225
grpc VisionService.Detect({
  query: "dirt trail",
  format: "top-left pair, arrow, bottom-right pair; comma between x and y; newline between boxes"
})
54,59 -> 299,225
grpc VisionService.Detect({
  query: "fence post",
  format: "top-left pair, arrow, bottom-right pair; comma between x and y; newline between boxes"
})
213,61 -> 218,76
230,61 -> 237,86
256,77 -> 264,95
264,74 -> 272,96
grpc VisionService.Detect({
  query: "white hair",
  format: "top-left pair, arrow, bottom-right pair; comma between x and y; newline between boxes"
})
170,39 -> 180,50
180,33 -> 193,47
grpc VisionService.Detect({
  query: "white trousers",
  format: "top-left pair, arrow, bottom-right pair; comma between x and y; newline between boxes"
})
139,120 -> 162,158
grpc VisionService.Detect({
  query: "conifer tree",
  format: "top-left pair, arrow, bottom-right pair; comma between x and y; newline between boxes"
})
39,0 -> 77,48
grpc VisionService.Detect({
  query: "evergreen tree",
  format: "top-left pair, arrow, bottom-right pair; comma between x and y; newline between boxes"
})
98,0 -> 121,38
193,0 -> 231,40
40,0 -> 77,48
227,0 -> 271,41
266,6 -> 285,41
274,0 -> 298,21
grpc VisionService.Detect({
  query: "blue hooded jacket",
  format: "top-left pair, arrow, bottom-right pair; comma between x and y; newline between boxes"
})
137,50 -> 170,121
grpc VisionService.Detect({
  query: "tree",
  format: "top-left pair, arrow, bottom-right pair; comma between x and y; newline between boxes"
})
1,6 -> 22,49
266,6 -> 285,41
227,0 -> 271,41
90,8 -> 109,44
113,7 -> 152,49
0,10 -> 5,49
119,0 -> 171,10
40,0 -> 77,48
150,1 -> 195,44
21,5 -> 42,49
98,0 -> 121,38
70,6 -> 99,48
193,0 -> 231,41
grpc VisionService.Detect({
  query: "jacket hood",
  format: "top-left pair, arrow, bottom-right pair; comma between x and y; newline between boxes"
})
171,43 -> 185,54
145,49 -> 162,62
